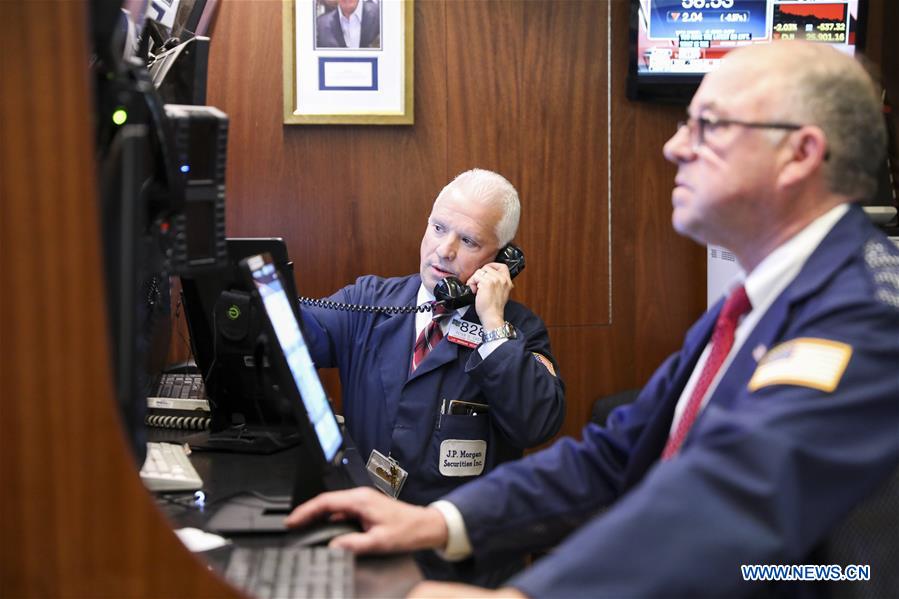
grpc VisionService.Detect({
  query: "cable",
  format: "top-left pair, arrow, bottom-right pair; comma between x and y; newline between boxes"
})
297,296 -> 434,314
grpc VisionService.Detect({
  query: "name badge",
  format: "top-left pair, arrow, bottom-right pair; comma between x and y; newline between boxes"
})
439,439 -> 487,477
366,449 -> 408,498
446,318 -> 482,348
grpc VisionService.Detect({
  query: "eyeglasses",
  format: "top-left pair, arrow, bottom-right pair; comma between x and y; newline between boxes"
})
676,115 -> 804,151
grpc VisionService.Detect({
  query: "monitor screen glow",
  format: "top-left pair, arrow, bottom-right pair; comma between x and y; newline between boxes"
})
249,258 -> 343,462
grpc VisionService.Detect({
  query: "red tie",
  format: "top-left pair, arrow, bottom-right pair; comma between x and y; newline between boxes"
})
411,303 -> 450,372
661,285 -> 752,460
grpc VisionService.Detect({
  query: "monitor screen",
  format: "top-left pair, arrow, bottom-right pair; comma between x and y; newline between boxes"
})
246,254 -> 343,462
628,0 -> 868,102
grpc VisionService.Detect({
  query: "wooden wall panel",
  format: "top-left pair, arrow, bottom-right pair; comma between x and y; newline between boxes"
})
444,0 -> 523,180
1,3 -> 235,597
516,0 -> 611,327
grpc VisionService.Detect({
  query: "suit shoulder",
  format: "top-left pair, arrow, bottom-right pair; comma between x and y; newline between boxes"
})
860,236 -> 899,312
348,274 -> 418,297
822,234 -> 899,314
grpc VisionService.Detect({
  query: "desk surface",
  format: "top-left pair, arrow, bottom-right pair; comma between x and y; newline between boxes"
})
148,428 -> 422,598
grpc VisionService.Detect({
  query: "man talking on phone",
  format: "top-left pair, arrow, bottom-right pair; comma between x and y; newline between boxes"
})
299,168 -> 565,585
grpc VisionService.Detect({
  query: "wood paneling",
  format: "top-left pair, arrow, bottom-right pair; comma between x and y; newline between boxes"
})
0,3 -> 235,597
516,0 -> 611,327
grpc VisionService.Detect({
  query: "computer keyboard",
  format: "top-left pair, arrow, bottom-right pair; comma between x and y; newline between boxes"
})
139,442 -> 203,492
224,545 -> 354,599
148,372 -> 209,408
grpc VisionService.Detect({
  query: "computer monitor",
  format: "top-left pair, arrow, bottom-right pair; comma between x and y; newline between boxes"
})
206,252 -> 372,533
181,238 -> 302,453
627,0 -> 869,102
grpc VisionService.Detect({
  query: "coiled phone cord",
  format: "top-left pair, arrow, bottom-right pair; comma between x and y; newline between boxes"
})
298,297 -> 435,314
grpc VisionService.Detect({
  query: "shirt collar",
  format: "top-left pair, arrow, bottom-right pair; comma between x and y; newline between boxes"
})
729,203 -> 849,315
339,0 -> 363,25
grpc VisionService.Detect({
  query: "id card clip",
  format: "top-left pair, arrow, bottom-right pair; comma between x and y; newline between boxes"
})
366,449 -> 408,498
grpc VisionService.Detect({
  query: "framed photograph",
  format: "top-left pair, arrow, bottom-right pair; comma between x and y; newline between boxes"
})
283,0 -> 414,125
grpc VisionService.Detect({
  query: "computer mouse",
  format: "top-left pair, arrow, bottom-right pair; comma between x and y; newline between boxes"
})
287,519 -> 362,547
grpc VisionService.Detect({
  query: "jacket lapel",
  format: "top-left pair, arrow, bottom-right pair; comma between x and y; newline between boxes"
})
361,2 -> 378,47
621,303 -> 721,490
405,307 -> 480,383
329,11 -> 347,48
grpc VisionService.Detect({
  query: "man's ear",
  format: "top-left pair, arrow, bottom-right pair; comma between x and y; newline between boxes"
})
777,126 -> 828,189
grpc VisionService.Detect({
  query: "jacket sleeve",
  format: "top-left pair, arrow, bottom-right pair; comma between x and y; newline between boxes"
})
503,292 -> 899,597
462,306 -> 566,448
300,278 -> 372,369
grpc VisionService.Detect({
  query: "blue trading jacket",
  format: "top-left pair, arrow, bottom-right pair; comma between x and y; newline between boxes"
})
300,273 -> 566,506
445,204 -> 899,597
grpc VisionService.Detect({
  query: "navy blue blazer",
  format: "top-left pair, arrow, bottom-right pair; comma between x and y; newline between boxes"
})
300,274 -> 565,506
445,205 -> 899,597
315,1 -> 380,49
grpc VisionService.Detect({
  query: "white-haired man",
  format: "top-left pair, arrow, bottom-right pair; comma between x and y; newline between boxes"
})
299,168 -> 565,585
288,43 -> 899,597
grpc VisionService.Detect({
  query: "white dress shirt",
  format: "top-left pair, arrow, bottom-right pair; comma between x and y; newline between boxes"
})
338,0 -> 364,48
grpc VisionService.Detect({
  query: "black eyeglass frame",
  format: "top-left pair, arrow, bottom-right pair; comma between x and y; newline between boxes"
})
676,115 -> 804,150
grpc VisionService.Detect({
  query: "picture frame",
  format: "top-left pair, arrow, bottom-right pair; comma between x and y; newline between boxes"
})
283,0 -> 414,125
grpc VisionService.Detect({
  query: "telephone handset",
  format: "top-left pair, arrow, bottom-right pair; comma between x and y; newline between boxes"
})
297,244 -> 525,314
433,244 -> 525,310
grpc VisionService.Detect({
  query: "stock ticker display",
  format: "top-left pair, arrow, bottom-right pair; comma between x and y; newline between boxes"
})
771,3 -> 848,44
636,0 -> 860,76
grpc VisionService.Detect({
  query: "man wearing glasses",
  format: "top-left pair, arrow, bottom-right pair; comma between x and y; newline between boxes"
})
286,41 -> 899,597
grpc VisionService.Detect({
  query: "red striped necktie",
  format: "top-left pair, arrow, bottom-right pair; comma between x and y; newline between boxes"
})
410,303 -> 451,373
661,284 -> 752,460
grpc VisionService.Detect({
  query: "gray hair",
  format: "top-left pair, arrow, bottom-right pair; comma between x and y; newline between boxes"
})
436,169 -> 521,246
780,49 -> 886,200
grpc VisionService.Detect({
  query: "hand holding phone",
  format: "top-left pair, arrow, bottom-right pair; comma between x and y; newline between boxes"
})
467,263 -> 513,329
434,244 -> 525,310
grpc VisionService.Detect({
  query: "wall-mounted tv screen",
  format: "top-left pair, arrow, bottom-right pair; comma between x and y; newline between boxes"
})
628,0 -> 868,102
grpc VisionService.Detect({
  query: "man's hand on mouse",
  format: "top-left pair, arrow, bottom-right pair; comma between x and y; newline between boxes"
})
284,487 -> 449,554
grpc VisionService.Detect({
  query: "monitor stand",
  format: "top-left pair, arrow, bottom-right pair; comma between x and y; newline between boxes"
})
185,425 -> 301,454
